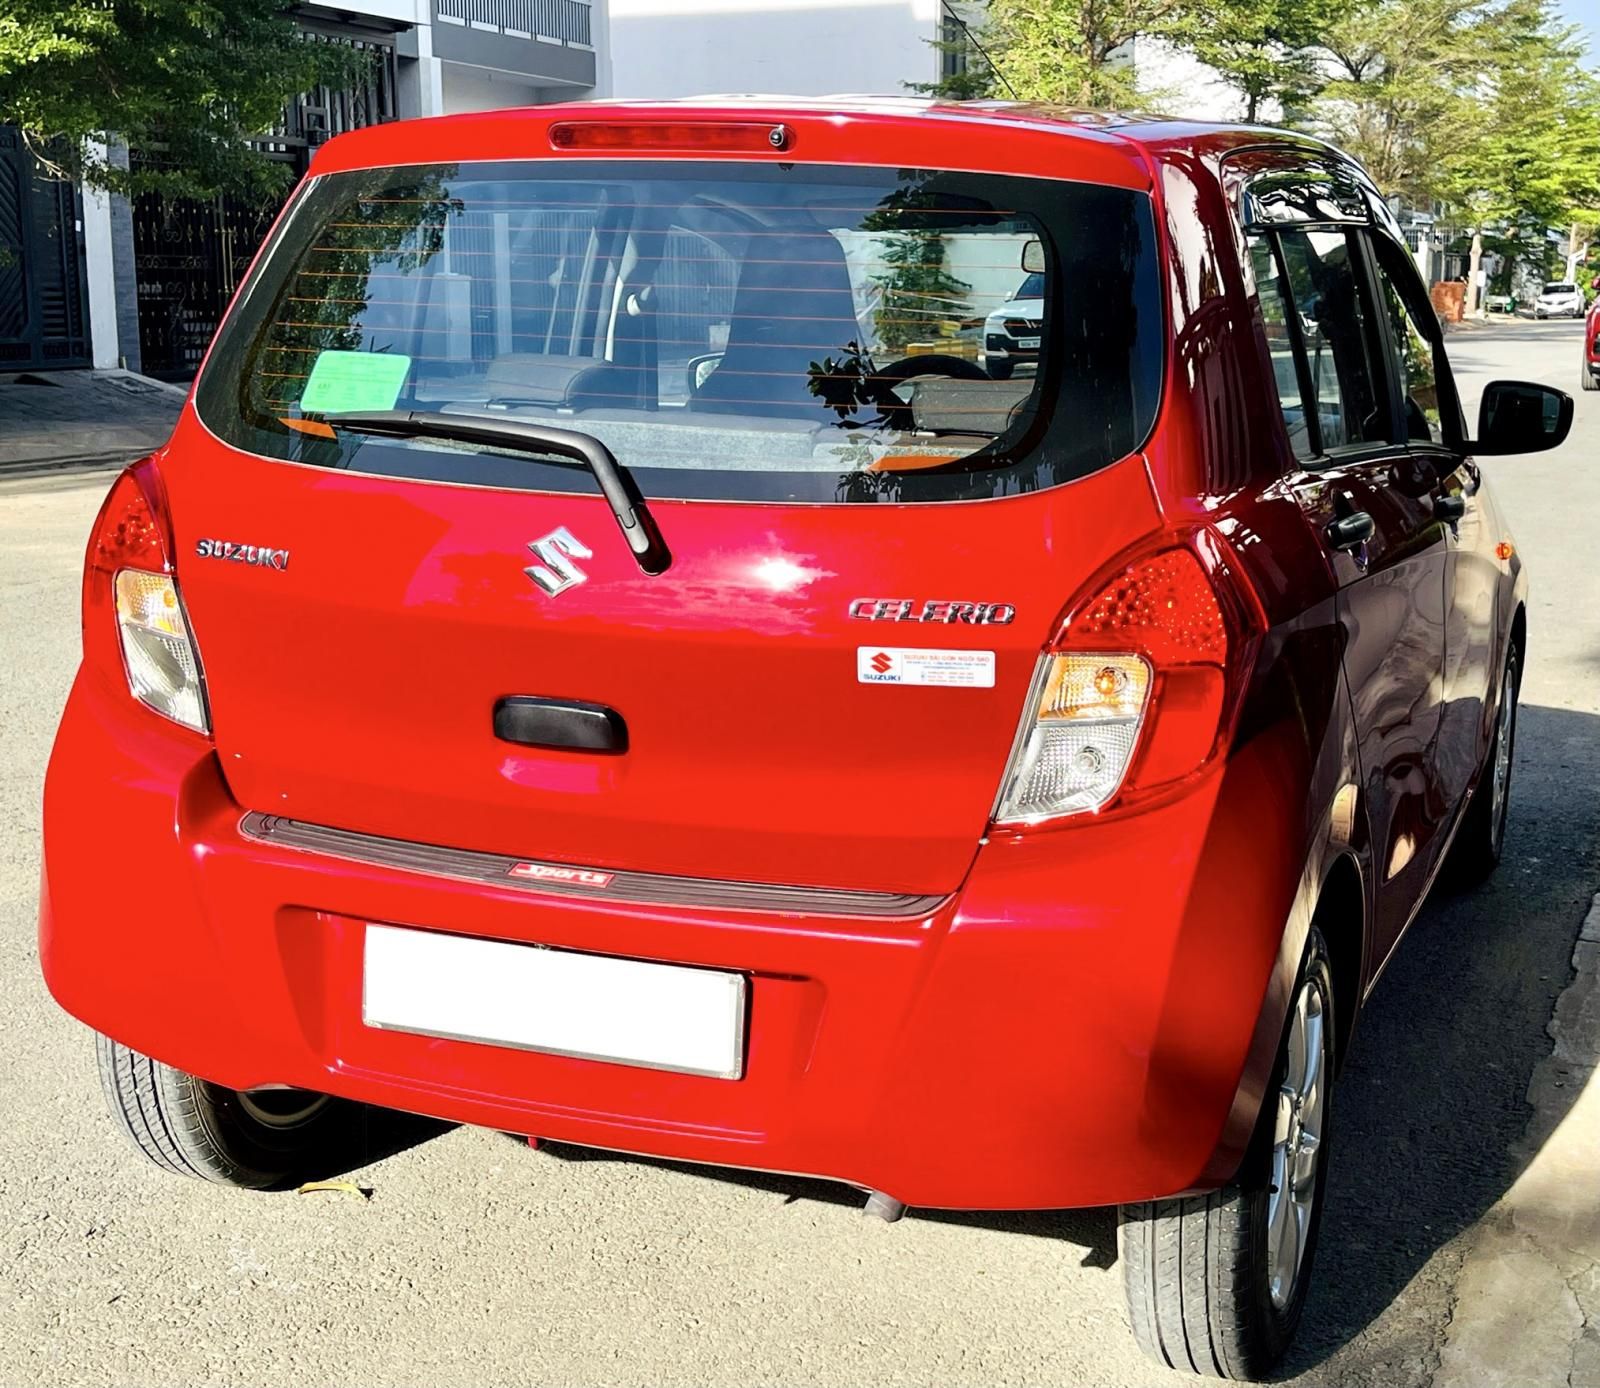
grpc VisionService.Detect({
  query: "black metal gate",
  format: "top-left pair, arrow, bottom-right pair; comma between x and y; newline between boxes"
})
132,27 -> 398,379
0,127 -> 92,370
131,181 -> 279,380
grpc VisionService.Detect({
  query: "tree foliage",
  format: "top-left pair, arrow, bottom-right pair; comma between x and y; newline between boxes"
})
1432,0 -> 1600,261
1313,0 -> 1493,199
0,1 -> 370,199
947,0 -> 1195,108
1180,0 -> 1346,122
1312,0 -> 1600,287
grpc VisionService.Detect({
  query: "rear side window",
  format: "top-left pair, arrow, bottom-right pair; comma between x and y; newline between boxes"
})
1247,236 -> 1315,461
195,160 -> 1162,504
1267,228 -> 1387,452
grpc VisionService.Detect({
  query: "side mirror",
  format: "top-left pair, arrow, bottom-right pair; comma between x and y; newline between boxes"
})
1471,379 -> 1572,455
687,352 -> 723,393
1021,239 -> 1046,274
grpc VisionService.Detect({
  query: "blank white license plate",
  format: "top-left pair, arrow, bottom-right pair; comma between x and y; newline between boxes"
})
1017,336 -> 1041,349
363,924 -> 747,1079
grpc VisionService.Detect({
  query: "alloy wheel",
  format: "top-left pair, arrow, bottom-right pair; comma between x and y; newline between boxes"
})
1489,670 -> 1516,854
1266,975 -> 1327,1310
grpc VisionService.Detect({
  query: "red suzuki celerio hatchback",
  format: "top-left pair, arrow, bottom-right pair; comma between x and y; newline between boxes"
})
40,99 -> 1570,1379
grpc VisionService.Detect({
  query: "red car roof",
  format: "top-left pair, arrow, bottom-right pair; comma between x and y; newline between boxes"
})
306,97 -> 1340,188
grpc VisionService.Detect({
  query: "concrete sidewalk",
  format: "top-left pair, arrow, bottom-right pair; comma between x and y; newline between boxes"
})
1435,896 -> 1600,1388
0,369 -> 185,478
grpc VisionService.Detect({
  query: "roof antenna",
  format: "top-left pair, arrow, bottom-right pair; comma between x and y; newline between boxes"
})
940,0 -> 1019,101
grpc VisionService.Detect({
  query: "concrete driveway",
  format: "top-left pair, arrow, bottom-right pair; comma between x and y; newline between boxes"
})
1,319 -> 1595,1386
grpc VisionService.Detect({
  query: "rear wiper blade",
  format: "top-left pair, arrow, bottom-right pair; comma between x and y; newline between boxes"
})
326,409 -> 670,576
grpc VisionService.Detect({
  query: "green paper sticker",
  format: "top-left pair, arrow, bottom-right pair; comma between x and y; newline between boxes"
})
299,351 -> 412,414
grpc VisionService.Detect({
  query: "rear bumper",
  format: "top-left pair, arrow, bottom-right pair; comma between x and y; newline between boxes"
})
41,667 -> 1290,1210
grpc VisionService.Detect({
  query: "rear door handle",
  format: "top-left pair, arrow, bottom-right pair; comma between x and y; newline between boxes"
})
1433,493 -> 1466,522
494,697 -> 628,753
1325,512 -> 1375,551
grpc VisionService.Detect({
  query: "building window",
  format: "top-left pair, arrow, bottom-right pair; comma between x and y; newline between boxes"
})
940,16 -> 970,84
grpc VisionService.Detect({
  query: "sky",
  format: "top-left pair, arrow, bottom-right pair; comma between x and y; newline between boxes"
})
1561,0 -> 1600,64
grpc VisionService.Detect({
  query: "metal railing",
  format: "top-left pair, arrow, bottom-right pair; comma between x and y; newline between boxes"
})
435,0 -> 593,47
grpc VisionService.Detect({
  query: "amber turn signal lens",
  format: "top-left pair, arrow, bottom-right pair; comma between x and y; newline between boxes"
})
995,654 -> 1152,823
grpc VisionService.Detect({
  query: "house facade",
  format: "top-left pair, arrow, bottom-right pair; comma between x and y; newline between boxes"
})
3,0 -> 603,378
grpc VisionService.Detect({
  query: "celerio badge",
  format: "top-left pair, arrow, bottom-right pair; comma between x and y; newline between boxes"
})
849,598 -> 1015,625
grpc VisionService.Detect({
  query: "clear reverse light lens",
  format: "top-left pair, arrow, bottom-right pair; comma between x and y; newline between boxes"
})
994,653 -> 1150,822
114,569 -> 208,732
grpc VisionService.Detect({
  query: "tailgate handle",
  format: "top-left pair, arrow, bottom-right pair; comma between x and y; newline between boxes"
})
493,697 -> 627,753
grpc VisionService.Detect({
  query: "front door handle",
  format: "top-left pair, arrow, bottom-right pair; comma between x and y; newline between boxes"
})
1326,511 -> 1375,551
1434,493 -> 1466,522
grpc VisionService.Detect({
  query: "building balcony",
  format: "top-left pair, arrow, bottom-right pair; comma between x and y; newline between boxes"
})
431,0 -> 596,87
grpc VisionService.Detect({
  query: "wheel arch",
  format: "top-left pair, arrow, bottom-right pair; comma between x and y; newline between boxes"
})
1310,850 -> 1365,1074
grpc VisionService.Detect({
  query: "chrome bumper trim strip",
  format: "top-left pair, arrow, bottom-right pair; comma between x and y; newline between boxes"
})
238,813 -> 948,920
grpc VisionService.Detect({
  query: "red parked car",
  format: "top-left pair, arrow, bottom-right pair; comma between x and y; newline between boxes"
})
40,101 -> 1570,1378
1582,296 -> 1600,390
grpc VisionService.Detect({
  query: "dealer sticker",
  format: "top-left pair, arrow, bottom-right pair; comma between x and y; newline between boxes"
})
857,647 -> 996,688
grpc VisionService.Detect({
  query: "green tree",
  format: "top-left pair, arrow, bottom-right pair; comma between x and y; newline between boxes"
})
1434,0 -> 1600,308
1181,0 -> 1349,122
871,231 -> 972,353
0,1 -> 370,199
1312,0 -> 1486,201
929,0 -> 1196,108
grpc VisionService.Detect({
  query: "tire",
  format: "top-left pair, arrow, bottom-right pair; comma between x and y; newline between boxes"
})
96,1033 -> 355,1189
987,360 -> 1014,381
1447,641 -> 1520,887
1582,367 -> 1598,391
1120,928 -> 1335,1380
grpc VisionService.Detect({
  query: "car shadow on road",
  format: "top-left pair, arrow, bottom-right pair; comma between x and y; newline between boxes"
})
527,1136 -> 1120,1265
511,702 -> 1597,1376
1279,701 -> 1597,1378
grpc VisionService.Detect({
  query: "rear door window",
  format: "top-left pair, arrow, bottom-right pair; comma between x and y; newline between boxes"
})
195,160 -> 1163,504
1249,226 -> 1391,458
1369,237 -> 1464,447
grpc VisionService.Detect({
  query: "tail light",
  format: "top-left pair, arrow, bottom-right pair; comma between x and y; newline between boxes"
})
83,458 -> 210,735
993,531 -> 1263,825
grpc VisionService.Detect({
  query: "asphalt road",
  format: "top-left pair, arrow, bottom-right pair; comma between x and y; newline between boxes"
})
1,319 -> 1596,1387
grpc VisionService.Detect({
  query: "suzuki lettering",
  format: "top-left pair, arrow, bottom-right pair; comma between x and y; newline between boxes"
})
524,527 -> 592,597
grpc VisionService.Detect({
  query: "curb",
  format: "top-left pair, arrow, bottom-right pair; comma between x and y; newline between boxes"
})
0,452 -> 139,485
1433,894 -> 1600,1388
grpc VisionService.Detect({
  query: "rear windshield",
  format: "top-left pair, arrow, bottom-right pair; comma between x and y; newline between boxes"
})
195,160 -> 1162,504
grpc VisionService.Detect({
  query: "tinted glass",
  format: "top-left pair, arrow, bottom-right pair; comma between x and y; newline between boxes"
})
1544,282 -> 1577,294
1247,234 -> 1315,461
195,160 -> 1162,504
1273,228 -> 1388,451
1373,256 -> 1445,444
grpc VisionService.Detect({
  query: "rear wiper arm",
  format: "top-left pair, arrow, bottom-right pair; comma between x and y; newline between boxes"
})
326,409 -> 671,575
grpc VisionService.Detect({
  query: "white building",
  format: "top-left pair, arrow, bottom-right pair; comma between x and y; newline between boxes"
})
602,1 -> 1244,121
331,0 -> 603,114
607,0 -> 954,100
75,0 -> 606,378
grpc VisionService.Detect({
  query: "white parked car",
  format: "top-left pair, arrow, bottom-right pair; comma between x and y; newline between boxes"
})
1534,282 -> 1585,318
980,270 -> 1045,380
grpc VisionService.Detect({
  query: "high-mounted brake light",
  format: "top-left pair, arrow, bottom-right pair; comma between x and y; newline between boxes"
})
994,533 -> 1263,825
83,459 -> 210,735
548,121 -> 794,153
